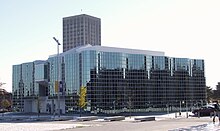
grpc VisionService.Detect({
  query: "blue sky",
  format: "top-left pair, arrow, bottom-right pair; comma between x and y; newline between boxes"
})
1,0 -> 220,92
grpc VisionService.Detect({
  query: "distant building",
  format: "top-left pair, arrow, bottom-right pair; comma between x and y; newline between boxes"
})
63,14 -> 101,52
12,45 -> 206,114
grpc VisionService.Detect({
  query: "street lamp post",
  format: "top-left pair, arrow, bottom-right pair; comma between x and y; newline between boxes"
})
166,104 -> 169,115
70,96 -> 74,119
53,37 -> 61,117
179,101 -> 185,116
18,82 -> 23,112
186,101 -> 188,118
113,100 -> 115,114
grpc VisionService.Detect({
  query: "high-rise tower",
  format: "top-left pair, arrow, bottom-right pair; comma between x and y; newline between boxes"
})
63,14 -> 101,52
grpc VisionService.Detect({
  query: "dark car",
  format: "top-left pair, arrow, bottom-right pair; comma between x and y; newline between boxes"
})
192,104 -> 217,116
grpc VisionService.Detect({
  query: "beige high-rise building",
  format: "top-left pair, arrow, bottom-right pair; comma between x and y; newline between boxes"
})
63,14 -> 101,52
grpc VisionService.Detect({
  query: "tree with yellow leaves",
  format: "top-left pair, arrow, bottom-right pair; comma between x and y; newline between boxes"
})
1,99 -> 11,110
79,86 -> 87,116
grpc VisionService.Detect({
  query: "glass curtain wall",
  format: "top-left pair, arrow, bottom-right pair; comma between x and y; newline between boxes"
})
48,49 -> 206,113
12,65 -> 22,111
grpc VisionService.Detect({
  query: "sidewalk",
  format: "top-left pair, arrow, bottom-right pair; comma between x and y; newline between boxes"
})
0,112 -> 218,131
61,112 -> 218,131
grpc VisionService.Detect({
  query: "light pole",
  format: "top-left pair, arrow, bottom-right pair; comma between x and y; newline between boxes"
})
70,96 -> 74,119
182,101 -> 185,114
19,82 -> 24,112
53,37 -> 61,117
166,104 -> 169,115
113,100 -> 115,114
179,101 -> 185,116
186,101 -> 188,118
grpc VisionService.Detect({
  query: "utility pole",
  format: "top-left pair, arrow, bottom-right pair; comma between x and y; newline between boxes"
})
53,37 -> 61,117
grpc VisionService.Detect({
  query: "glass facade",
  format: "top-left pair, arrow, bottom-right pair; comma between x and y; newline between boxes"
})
12,45 -> 206,114
12,61 -> 49,112
35,63 -> 48,82
12,62 -> 35,111
12,64 -> 22,111
60,46 -> 206,113
21,62 -> 35,97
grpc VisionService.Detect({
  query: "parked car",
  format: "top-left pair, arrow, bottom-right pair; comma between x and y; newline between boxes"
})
192,104 -> 219,116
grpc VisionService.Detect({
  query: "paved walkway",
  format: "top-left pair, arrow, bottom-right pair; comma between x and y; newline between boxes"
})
60,117 -> 218,131
0,112 -> 219,131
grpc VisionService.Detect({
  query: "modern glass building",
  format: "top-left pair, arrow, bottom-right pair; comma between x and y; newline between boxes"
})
12,45 -> 206,114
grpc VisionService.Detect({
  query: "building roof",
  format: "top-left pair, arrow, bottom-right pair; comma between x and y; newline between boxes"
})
52,44 -> 165,57
63,14 -> 101,20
